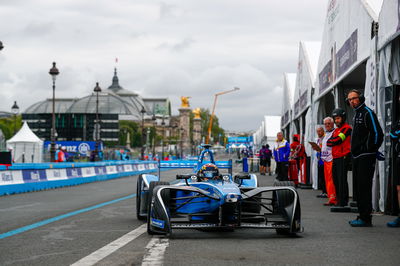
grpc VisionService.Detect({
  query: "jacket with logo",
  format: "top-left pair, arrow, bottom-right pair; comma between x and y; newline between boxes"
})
351,103 -> 383,158
327,123 -> 352,159
273,139 -> 290,162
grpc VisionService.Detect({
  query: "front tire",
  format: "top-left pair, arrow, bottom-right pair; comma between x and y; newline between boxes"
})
147,181 -> 170,235
273,181 -> 299,235
136,175 -> 147,221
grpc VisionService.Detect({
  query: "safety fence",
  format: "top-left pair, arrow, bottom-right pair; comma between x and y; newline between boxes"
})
0,160 -> 158,196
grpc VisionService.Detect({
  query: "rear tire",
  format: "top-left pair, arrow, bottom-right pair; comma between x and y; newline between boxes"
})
147,181 -> 170,235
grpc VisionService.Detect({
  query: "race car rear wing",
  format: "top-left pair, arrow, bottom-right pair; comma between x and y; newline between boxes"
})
158,160 -> 233,176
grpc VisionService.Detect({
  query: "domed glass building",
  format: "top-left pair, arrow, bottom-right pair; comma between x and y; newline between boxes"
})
22,68 -> 171,142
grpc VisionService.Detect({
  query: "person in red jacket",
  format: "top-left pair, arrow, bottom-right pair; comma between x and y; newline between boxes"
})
327,108 -> 352,207
290,134 -> 306,175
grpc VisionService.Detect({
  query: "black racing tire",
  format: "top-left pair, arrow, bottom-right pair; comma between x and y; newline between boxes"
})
136,175 -> 146,221
273,181 -> 297,235
273,180 -> 296,188
147,181 -> 170,235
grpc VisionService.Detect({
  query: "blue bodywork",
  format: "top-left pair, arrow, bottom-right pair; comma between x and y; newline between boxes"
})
137,145 -> 302,235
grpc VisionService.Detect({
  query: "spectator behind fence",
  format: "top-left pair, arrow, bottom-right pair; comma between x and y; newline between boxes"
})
321,117 -> 337,206
56,146 -> 66,162
327,108 -> 352,207
347,89 -> 383,227
388,117 -> 400,227
273,132 -> 290,181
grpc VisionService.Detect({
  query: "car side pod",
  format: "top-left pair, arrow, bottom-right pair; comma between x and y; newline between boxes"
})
147,185 -> 220,235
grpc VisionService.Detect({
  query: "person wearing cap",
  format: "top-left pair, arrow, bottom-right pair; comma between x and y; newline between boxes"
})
327,108 -> 352,207
347,89 -> 383,227
290,134 -> 306,177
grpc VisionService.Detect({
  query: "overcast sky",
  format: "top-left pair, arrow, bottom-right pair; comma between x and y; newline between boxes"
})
0,0 -> 327,132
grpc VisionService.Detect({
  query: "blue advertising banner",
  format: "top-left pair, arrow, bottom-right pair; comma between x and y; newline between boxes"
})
66,168 -> 82,178
44,141 -> 103,155
227,137 -> 249,143
22,170 -> 46,182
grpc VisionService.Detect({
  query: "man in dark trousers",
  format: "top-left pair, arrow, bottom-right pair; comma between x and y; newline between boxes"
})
273,132 -> 290,181
327,108 -> 352,207
347,89 -> 383,227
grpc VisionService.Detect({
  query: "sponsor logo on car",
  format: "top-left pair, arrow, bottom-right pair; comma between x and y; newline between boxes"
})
151,218 -> 165,229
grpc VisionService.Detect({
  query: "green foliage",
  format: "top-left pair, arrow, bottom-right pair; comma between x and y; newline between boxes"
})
0,115 -> 22,140
118,120 -> 141,147
198,108 -> 225,144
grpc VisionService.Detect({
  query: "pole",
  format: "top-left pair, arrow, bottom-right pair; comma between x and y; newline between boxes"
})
14,114 -> 17,135
141,113 -> 145,160
95,89 -> 99,158
50,79 -> 56,162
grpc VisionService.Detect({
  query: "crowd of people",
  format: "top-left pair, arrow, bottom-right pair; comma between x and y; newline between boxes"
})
259,89 -> 400,228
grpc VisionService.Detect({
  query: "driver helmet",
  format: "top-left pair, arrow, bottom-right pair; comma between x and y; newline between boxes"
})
198,163 -> 219,179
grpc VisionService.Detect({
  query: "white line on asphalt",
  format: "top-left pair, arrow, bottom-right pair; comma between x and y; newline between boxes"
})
141,237 -> 169,266
70,224 -> 147,266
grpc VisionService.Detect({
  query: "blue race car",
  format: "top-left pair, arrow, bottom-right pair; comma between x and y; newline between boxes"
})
136,144 -> 302,235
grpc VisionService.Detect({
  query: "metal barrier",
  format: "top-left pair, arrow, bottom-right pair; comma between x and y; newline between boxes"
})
248,158 -> 260,173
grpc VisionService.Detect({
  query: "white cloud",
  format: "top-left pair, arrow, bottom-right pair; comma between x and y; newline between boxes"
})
0,0 -> 327,131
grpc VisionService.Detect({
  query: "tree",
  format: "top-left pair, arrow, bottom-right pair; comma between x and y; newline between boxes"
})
0,115 -> 21,140
195,108 -> 225,145
118,120 -> 141,147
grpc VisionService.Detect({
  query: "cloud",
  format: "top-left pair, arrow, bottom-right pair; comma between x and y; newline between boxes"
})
0,0 -> 327,132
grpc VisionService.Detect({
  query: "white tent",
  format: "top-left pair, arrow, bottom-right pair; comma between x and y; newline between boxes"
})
6,122 -> 43,163
281,73 -> 296,139
376,0 -> 400,212
315,0 -> 382,101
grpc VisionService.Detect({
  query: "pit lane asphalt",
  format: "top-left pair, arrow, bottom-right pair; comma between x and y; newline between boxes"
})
0,158 -> 399,266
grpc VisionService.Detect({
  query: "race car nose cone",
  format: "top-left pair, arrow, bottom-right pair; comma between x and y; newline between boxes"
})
225,193 -> 240,203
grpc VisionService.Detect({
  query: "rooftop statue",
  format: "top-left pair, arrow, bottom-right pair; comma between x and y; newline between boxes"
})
180,96 -> 191,108
193,108 -> 201,119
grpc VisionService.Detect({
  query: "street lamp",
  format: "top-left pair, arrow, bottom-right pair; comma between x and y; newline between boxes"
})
94,82 -> 102,159
49,62 -> 59,162
180,127 -> 184,159
11,101 -> 19,134
140,106 -> 146,160
161,115 -> 165,160
151,113 -> 156,157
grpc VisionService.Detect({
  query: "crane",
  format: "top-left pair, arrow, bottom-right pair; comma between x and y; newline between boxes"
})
206,87 -> 240,144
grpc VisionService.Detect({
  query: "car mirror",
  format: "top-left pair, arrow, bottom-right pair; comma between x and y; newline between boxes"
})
235,174 -> 251,179
176,174 -> 192,180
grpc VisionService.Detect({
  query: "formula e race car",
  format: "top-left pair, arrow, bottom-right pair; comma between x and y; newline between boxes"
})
136,145 -> 302,235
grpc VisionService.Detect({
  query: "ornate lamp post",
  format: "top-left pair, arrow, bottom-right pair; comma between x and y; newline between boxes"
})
93,82 -> 102,159
49,62 -> 59,162
151,113 -> 156,157
11,101 -> 19,134
161,115 -> 165,160
180,127 -> 184,159
140,106 -> 146,160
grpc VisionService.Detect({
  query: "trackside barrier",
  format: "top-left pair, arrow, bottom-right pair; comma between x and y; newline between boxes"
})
0,160 -> 158,196
248,158 -> 260,173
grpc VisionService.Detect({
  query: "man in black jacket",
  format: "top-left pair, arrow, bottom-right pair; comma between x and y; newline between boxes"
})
347,89 -> 383,227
